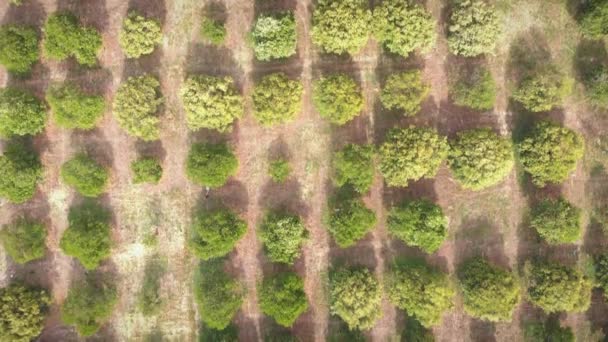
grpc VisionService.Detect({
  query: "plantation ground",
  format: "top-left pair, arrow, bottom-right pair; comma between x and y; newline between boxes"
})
0,0 -> 607,341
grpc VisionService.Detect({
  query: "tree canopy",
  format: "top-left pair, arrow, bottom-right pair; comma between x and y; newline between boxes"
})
252,73 -> 302,126
530,197 -> 581,245
330,267 -> 382,331
119,11 -> 162,59
0,219 -> 46,264
131,157 -> 163,184
259,212 -> 308,265
313,74 -> 364,125
259,272 -> 308,327
447,0 -> 501,57
594,253 -> 608,299
0,284 -> 50,342
188,208 -> 247,260
61,277 -> 117,336
387,199 -> 448,253
0,141 -> 42,203
513,66 -> 573,113
250,12 -> 297,61
201,17 -> 226,45
46,83 -> 105,130
60,154 -> 108,197
326,196 -> 376,248
0,25 -> 39,74
578,0 -> 608,39
113,74 -> 163,141
311,0 -> 371,55
268,158 -> 290,183
450,67 -> 496,110
43,12 -> 102,66
0,88 -> 46,138
380,70 -> 430,116
332,143 -> 375,193
186,142 -> 238,188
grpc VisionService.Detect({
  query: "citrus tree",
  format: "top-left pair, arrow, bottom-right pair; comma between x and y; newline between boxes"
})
113,74 -> 163,140
119,11 -> 162,59
530,197 -> 581,245
0,219 -> 46,264
513,66 -> 573,112
186,142 -> 238,188
332,143 -> 374,193
0,25 -> 39,74
188,208 -> 247,260
61,277 -> 117,336
330,267 -> 382,330
313,74 -> 364,125
46,84 -> 104,130
447,0 -> 501,57
326,196 -> 376,248
311,0 -> 371,55
259,212 -> 308,265
0,284 -> 50,342
450,67 -> 496,110
380,71 -> 430,116
250,12 -> 297,61
0,142 -> 42,203
43,12 -> 102,66
60,154 -> 108,197
0,88 -> 46,137
259,272 -> 308,327
252,73 -> 302,126
387,199 -> 448,253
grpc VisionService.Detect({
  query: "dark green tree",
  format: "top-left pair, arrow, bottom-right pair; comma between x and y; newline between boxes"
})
380,71 -> 430,116
46,84 -> 104,130
578,0 -> 608,39
131,157 -> 163,184
188,208 -> 247,260
43,12 -> 102,66
259,212 -> 308,265
61,277 -> 118,336
250,12 -> 297,61
450,67 -> 496,110
60,154 -> 108,197
0,219 -> 46,264
186,142 -> 238,188
0,88 -> 46,137
530,198 -> 581,245
0,141 -> 42,203
326,196 -> 376,248
259,272 -> 308,327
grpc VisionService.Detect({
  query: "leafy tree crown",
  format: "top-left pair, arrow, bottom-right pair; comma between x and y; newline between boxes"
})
43,12 -> 102,66
0,25 -> 39,74
186,142 -> 238,188
61,278 -> 117,336
0,141 -> 42,203
450,67 -> 496,110
313,74 -> 363,125
326,196 -> 376,248
332,143 -> 374,193
330,267 -> 382,330
131,157 -> 163,184
259,272 -> 308,327
46,84 -> 104,130
188,208 -> 247,260
259,212 -> 308,265
311,0 -> 371,55
380,70 -> 430,116
0,284 -> 50,342
250,12 -> 297,61
119,11 -> 162,59
201,18 -> 226,45
447,0 -> 501,57
113,74 -> 163,141
252,73 -> 302,126
0,88 -> 46,137
60,154 -> 108,197
530,197 -> 581,245
387,199 -> 448,253
0,219 -> 46,264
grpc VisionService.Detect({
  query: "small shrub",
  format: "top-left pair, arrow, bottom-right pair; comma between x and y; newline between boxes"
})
379,127 -> 448,187
524,317 -> 574,342
458,258 -> 520,322
201,18 -> 226,45
186,142 -> 238,188
583,66 -> 608,109
131,157 -> 163,184
252,73 -> 302,126
513,67 -> 573,112
578,0 -> 608,39
594,253 -> 608,297
448,128 -> 514,190
372,0 -> 436,57
530,198 -> 581,245
447,0 -> 501,57
119,11 -> 162,59
313,74 -> 363,125
138,257 -> 166,316
0,284 -> 50,342
60,154 -> 108,197
0,25 -> 39,74
450,67 -> 496,110
402,318 -> 435,342
250,12 -> 297,61
380,71 -> 430,116
525,261 -> 592,313
61,277 -> 118,337
259,212 -> 308,265
0,219 -> 46,264
326,196 -> 376,248
10,0 -> 24,5
46,84 -> 104,130
387,199 -> 448,253
60,200 -> 111,270
0,142 -> 42,203
199,324 -> 238,342
0,88 -> 46,137
180,75 -> 243,132
387,260 -> 454,327
113,75 -> 163,141
43,12 -> 102,66
188,208 -> 247,260
517,120 -> 584,186
330,267 -> 382,331
332,143 -> 374,193
259,272 -> 308,327
269,159 -> 290,183
311,0 -> 371,55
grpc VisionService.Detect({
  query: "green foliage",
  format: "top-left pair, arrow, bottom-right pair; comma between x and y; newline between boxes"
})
311,0 -> 371,55
131,157 -> 163,184
326,196 -> 376,248
259,212 -> 308,265
0,219 -> 46,264
46,84 -> 104,130
447,0 -> 501,57
578,0 -> 608,39
525,261 -> 592,313
330,267 -> 382,331
199,324 -> 238,342
523,317 -> 574,342
387,260 -> 454,327
113,75 -> 163,140
517,120 -> 584,186
119,11 -> 162,59
180,75 -> 243,132
61,278 -> 118,337
61,154 -> 108,197
594,253 -> 608,297
458,258 -> 520,322
402,318 -> 435,342
372,0 -> 436,57
0,284 -> 50,342
0,142 -> 42,203
583,66 -> 608,108
10,0 -> 23,5
252,73 -> 302,126
189,208 -> 246,260
332,143 -> 374,193
194,259 -> 244,330
186,143 -> 238,188
0,25 -> 39,74
448,128 -> 514,190
201,18 -> 226,45
313,74 -> 363,125
450,67 -> 496,110
0,88 -> 46,137
387,200 -> 448,254
530,198 -> 581,245
43,12 -> 102,66
380,127 -> 448,187
269,159 -> 290,183
513,67 -> 573,112
380,71 -> 430,116
138,257 -> 166,316
250,12 -> 297,61
259,272 -> 308,327
60,200 -> 111,270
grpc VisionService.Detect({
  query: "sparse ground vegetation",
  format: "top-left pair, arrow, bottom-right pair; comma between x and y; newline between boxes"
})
268,158 -> 290,183
201,17 -> 226,45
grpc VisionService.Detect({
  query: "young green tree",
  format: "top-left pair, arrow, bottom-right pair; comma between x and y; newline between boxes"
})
379,127 -> 448,187
0,88 -> 46,137
43,12 -> 102,66
380,71 -> 430,116
113,75 -> 163,141
131,157 -> 163,184
372,0 -> 436,57
60,200 -> 111,270
0,141 -> 42,203
330,267 -> 382,331
259,272 -> 308,327
594,253 -> 608,298
252,73 -> 302,126
313,74 -> 364,125
0,25 -> 39,74
523,317 -> 574,342
458,258 -> 520,322
387,199 -> 448,253
119,11 -> 162,59
311,0 -> 371,55
250,12 -> 297,61
46,84 -> 104,130
138,257 -> 166,316
517,120 -> 584,186
268,158 -> 290,183
332,143 -> 374,193
326,196 -> 376,248
447,0 -> 501,57
259,212 -> 307,265
512,66 -> 573,112
530,198 -> 581,245
180,75 -> 243,132
0,284 -> 50,342
387,260 -> 454,327
188,208 -> 247,260
60,154 -> 108,197
583,66 -> 608,109
448,128 -> 514,190
199,324 -> 238,342
578,0 -> 608,39
450,67 -> 496,110
186,142 -> 238,188
0,219 -> 46,264
201,17 -> 226,45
